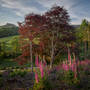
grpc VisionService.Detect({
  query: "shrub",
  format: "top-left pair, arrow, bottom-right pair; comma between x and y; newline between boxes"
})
9,71 -> 16,78
9,70 -> 27,78
63,70 -> 79,85
33,75 -> 52,90
0,77 -> 3,87
17,70 -> 27,77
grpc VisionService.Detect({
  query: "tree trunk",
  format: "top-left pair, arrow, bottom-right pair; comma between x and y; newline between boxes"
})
30,41 -> 33,72
50,32 -> 54,68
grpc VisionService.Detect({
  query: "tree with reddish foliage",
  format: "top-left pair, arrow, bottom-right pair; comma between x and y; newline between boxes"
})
16,5 -> 76,69
17,13 -> 47,72
44,5 -> 76,68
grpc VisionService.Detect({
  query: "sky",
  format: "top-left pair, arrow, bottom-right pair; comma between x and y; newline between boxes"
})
0,0 -> 90,26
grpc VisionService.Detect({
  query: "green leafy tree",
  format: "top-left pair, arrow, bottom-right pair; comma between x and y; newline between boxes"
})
86,23 -> 90,58
76,19 -> 89,59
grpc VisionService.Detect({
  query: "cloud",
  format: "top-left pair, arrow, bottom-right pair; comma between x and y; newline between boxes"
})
36,0 -> 76,10
0,0 -> 90,25
0,0 -> 77,16
0,20 -> 17,26
0,21 -> 7,26
1,0 -> 44,17
15,12 -> 23,17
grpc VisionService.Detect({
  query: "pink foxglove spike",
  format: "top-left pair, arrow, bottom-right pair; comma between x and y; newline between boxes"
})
39,61 -> 44,78
41,70 -> 44,78
62,64 -> 69,71
62,61 -> 69,71
71,63 -> 75,71
65,64 -> 69,71
35,72 -> 39,83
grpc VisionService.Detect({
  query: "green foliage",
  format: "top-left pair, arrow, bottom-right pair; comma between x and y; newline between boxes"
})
33,75 -> 52,90
54,54 -> 67,64
0,35 -> 21,61
0,59 -> 19,70
76,19 -> 90,43
75,19 -> 90,59
16,70 -> 27,77
80,19 -> 88,30
9,36 -> 21,58
9,70 -> 27,78
0,35 -> 19,42
63,70 -> 79,85
9,71 -> 16,77
56,69 -> 80,87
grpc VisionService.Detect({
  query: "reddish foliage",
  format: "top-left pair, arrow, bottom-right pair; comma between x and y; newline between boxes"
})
16,5 -> 76,66
17,13 -> 47,65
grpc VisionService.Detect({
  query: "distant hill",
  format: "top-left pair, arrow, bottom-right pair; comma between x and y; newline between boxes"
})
2,23 -> 17,27
72,25 -> 80,28
0,23 -> 80,38
0,23 -> 19,38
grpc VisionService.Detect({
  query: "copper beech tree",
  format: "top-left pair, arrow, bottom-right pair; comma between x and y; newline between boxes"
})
44,6 -> 76,68
16,5 -> 76,69
17,13 -> 47,72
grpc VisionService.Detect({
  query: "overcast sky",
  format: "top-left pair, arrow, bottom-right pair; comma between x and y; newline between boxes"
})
0,0 -> 90,26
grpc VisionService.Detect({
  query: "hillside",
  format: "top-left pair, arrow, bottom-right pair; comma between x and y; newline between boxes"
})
72,25 -> 80,28
0,23 -> 19,38
0,23 -> 80,38
0,35 -> 19,42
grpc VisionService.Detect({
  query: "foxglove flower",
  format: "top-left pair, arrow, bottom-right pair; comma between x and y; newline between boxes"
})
35,72 -> 39,83
39,61 -> 44,78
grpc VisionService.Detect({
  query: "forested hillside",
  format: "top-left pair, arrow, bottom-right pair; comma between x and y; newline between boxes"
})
0,23 -> 18,38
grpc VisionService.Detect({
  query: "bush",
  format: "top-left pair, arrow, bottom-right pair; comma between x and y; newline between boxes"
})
9,70 -> 27,78
63,70 -> 79,85
16,70 -> 27,77
33,75 -> 52,90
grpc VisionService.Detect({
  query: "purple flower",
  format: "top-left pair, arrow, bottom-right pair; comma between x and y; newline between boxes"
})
35,72 -> 39,83
39,61 -> 44,78
62,61 -> 69,71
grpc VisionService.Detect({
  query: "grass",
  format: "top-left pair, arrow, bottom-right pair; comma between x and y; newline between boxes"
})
0,59 -> 19,69
0,58 -> 34,70
0,35 -> 20,51
0,35 -> 19,42
0,35 -> 37,70
0,35 -> 19,50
